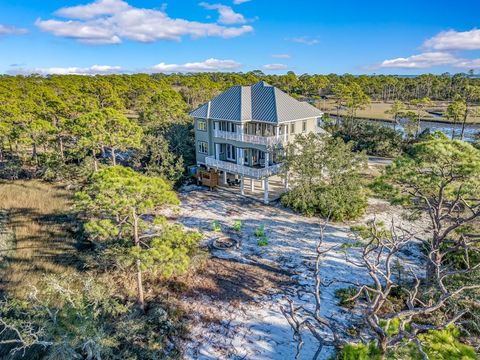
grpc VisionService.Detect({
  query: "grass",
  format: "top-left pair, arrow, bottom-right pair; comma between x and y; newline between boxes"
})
0,180 -> 88,298
321,100 -> 480,124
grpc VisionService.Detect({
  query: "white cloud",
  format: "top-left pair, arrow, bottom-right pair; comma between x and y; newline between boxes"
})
263,63 -> 288,70
290,36 -> 319,45
199,2 -> 248,25
423,29 -> 480,51
376,52 -> 480,70
272,54 -> 291,59
377,52 -> 459,69
36,0 -> 253,44
233,0 -> 251,4
150,58 -> 242,72
8,65 -> 123,75
55,0 -> 130,20
453,58 -> 480,69
0,24 -> 28,35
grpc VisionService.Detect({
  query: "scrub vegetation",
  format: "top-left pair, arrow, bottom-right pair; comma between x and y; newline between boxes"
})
0,72 -> 478,359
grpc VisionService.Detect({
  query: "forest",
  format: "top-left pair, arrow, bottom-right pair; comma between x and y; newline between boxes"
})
0,71 -> 479,359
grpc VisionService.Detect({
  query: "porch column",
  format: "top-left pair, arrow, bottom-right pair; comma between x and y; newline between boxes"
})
223,171 -> 227,184
263,177 -> 269,204
237,148 -> 244,165
284,125 -> 288,142
240,123 -> 245,142
215,143 -> 220,160
240,175 -> 245,195
275,126 -> 280,141
265,152 -> 270,168
250,177 -> 255,192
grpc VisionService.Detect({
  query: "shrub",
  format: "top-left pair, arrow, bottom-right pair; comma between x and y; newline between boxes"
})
335,327 -> 477,360
282,134 -> 368,221
335,286 -> 358,308
254,225 -> 265,237
333,120 -> 403,157
281,183 -> 367,221
232,220 -> 242,232
211,220 -> 221,232
336,342 -> 381,360
257,237 -> 268,247
0,274 -> 182,359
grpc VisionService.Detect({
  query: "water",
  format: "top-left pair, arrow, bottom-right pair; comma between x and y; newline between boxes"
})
328,115 -> 479,142
381,118 -> 479,142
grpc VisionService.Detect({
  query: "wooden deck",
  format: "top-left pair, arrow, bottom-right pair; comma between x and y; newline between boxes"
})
217,174 -> 286,203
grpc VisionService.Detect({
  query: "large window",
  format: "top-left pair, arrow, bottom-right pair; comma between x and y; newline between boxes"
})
302,120 -> 307,133
290,122 -> 296,134
219,121 -> 236,132
197,119 -> 207,131
198,141 -> 208,154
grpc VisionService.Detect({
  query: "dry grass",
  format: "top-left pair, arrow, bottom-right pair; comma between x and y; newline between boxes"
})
0,180 -> 88,298
321,100 -> 480,123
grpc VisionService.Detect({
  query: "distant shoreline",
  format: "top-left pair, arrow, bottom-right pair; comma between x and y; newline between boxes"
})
324,112 -> 480,126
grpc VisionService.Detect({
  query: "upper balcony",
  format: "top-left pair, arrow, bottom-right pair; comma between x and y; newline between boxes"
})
213,129 -> 285,147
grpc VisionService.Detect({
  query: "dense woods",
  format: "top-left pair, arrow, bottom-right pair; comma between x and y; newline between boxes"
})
0,72 -> 479,359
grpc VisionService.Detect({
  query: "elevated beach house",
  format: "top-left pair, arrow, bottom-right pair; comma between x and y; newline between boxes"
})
190,81 -> 323,203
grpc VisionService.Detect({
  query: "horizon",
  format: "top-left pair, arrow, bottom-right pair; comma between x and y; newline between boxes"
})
1,0 -> 479,76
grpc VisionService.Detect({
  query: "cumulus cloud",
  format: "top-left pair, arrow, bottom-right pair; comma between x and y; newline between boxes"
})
374,28 -> 480,70
233,0 -> 251,4
0,24 -> 28,35
423,29 -> 480,51
263,63 -> 288,70
150,58 -> 242,72
377,52 -> 458,69
290,36 -> 319,45
36,0 -> 253,44
199,2 -> 248,25
453,58 -> 480,69
272,54 -> 291,59
375,52 -> 480,70
8,65 -> 123,75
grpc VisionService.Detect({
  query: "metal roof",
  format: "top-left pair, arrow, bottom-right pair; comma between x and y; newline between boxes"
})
189,81 -> 323,123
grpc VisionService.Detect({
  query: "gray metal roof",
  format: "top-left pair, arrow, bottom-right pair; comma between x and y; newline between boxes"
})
189,81 -> 323,123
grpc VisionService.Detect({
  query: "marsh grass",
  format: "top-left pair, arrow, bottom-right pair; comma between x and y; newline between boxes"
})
0,180 -> 88,298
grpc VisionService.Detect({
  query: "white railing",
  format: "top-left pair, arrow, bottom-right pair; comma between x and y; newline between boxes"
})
205,157 -> 283,179
213,129 -> 284,147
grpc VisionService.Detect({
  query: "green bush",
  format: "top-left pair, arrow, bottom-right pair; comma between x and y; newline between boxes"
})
257,236 -> 268,247
335,327 -> 477,360
0,274 -> 182,359
254,225 -> 265,237
333,120 -> 403,157
281,183 -> 367,221
232,220 -> 242,232
335,286 -> 359,308
211,220 -> 221,232
336,342 -> 381,360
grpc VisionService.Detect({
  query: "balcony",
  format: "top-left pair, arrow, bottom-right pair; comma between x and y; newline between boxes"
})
205,156 -> 283,179
213,129 -> 285,147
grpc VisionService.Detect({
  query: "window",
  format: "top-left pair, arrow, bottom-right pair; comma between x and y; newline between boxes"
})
290,122 -> 296,134
197,119 -> 207,131
198,141 -> 208,154
226,144 -> 236,161
302,120 -> 307,133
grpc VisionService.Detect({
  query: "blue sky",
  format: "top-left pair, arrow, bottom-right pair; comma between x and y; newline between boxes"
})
0,0 -> 479,75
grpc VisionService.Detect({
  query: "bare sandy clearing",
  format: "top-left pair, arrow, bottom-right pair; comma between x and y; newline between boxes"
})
178,186 -> 429,360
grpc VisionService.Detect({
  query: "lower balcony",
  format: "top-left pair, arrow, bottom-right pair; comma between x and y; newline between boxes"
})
205,156 -> 283,179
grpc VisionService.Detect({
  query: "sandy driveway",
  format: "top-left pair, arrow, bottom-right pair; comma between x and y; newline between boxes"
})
178,186 -> 428,360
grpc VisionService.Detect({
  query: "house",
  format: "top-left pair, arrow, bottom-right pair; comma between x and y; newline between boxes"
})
189,81 -> 323,204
